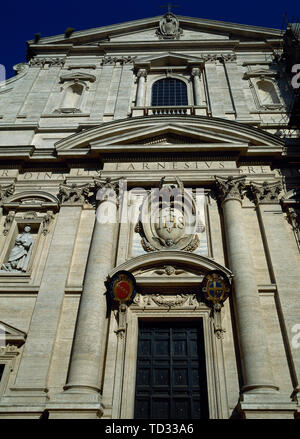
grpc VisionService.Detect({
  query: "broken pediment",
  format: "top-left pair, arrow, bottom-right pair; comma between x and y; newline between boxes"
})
0,321 -> 26,346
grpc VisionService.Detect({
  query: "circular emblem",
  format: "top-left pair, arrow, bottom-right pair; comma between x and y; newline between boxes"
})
108,271 -> 137,303
201,271 -> 231,305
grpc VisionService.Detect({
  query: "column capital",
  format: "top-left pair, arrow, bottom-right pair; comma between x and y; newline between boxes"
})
191,67 -> 201,77
94,177 -> 125,205
0,183 -> 15,206
214,176 -> 246,204
137,68 -> 147,79
248,181 -> 282,205
58,182 -> 92,206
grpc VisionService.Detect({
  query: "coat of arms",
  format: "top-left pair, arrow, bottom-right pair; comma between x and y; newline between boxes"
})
135,176 -> 201,252
156,13 -> 183,40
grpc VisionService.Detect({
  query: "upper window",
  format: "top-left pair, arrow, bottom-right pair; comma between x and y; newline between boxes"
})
62,83 -> 84,109
256,80 -> 280,105
151,78 -> 188,106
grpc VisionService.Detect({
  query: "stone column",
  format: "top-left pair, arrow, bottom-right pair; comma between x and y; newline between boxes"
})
250,181 -> 300,397
64,178 -> 121,394
135,69 -> 147,107
215,176 -> 278,394
191,68 -> 202,106
13,183 -> 91,394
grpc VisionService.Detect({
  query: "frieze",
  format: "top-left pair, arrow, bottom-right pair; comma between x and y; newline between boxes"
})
29,57 -> 66,68
132,293 -> 201,309
104,162 -> 272,173
101,56 -> 136,65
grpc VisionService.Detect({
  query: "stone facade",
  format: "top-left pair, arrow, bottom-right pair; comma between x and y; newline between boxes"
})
0,14 -> 299,419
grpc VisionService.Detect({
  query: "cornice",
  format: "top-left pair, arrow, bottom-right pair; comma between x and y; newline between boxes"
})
27,15 -> 282,47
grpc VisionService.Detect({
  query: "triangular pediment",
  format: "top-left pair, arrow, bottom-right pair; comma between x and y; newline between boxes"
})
243,68 -> 279,79
59,72 -> 96,82
55,116 -> 284,158
135,52 -> 204,67
0,321 -> 26,346
28,15 -> 282,47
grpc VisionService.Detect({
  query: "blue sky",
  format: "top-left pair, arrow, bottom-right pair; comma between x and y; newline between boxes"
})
0,0 -> 299,79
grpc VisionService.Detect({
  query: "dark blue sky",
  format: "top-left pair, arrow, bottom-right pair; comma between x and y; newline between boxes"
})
0,0 -> 299,79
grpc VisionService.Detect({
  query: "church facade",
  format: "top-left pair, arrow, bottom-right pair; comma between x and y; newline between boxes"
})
0,13 -> 299,419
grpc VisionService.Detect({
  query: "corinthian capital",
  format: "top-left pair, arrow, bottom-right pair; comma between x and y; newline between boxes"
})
137,69 -> 147,79
59,182 -> 92,206
0,183 -> 15,204
94,177 -> 125,205
191,68 -> 201,77
249,181 -> 282,205
214,176 -> 246,204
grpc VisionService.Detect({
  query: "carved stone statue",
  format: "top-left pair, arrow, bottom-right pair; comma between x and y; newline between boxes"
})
156,13 -> 183,40
1,226 -> 33,272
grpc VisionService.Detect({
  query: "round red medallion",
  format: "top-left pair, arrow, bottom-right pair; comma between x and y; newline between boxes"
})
115,280 -> 132,300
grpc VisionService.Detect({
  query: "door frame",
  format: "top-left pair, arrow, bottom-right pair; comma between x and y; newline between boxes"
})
117,306 -> 228,419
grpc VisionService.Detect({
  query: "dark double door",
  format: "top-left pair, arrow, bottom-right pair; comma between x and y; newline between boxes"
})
134,321 -> 209,419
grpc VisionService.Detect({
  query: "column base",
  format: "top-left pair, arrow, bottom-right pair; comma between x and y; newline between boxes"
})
238,392 -> 297,419
63,383 -> 101,394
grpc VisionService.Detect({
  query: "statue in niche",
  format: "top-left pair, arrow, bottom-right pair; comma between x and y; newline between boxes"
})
156,13 -> 183,39
1,226 -> 33,273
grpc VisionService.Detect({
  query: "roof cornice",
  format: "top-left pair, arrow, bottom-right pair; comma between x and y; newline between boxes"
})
27,15 -> 282,47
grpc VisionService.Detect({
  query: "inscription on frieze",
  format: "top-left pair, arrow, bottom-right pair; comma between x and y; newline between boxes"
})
104,161 -> 274,174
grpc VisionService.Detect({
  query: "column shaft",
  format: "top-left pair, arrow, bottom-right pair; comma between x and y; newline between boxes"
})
65,200 -> 117,393
136,70 -> 147,107
223,198 -> 277,392
192,73 -> 202,105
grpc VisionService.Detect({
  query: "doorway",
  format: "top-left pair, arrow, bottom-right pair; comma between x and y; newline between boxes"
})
134,320 -> 209,419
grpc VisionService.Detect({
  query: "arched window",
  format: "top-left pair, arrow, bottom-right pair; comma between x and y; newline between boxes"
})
152,78 -> 188,106
62,83 -> 84,109
257,80 -> 280,105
